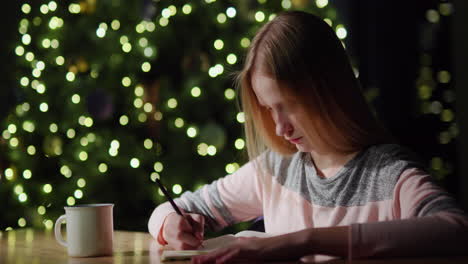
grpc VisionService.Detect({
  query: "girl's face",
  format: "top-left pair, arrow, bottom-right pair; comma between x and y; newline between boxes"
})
251,71 -> 314,153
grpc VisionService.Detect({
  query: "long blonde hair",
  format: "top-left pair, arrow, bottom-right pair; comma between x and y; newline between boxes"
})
236,11 -> 392,163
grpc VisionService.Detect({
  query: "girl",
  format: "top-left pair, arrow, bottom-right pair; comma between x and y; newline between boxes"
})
148,11 -> 468,263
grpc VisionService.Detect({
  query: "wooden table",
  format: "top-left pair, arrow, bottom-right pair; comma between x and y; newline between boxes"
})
0,229 -> 467,264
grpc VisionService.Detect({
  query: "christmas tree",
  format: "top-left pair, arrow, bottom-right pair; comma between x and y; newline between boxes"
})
1,0 -> 342,232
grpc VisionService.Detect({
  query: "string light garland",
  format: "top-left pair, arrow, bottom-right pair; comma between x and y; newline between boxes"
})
1,0 -> 342,231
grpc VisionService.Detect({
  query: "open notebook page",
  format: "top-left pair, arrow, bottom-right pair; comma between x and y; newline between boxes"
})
161,231 -> 274,261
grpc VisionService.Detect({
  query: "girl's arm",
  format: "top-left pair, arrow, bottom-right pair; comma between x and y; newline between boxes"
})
349,168 -> 468,258
148,160 -> 264,244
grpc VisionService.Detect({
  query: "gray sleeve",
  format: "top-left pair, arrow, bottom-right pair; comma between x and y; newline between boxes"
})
174,179 -> 236,231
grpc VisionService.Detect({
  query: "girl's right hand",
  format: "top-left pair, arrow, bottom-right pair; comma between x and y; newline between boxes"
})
162,212 -> 205,250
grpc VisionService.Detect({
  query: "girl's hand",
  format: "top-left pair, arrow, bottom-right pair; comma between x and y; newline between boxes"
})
162,212 -> 205,250
191,237 -> 267,264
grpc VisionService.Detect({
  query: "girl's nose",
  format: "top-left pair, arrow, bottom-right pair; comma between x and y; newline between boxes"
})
275,118 -> 293,138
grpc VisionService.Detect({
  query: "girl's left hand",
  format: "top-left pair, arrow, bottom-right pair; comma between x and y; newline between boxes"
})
191,237 -> 266,264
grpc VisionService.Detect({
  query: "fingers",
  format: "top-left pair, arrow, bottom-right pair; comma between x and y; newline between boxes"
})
174,231 -> 203,250
188,214 -> 205,240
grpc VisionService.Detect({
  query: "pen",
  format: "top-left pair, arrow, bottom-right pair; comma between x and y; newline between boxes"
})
155,178 -> 184,216
155,178 -> 204,248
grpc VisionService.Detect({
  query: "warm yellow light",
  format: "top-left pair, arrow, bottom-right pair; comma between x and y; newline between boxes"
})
71,94 -> 80,104
22,34 -> 31,45
139,37 -> 148,47
187,127 -> 197,138
22,4 -> 31,14
227,54 -> 237,64
240,37 -> 250,48
191,86 -> 201,97
225,163 -> 236,174
136,23 -> 145,33
134,98 -> 143,108
19,193 -> 28,202
226,7 -> 236,18
111,20 -> 120,30
23,170 -> 32,179
141,62 -> 151,72
15,46 -> 25,56
207,145 -> 217,156
139,113 -> 148,123
79,151 -> 88,161
168,5 -> 177,16
38,206 -> 46,215
224,88 -> 235,100
9,137 -> 19,147
336,25 -> 347,39
281,0 -> 292,9
426,9 -> 440,23
80,137 -> 89,146
66,72 -> 75,82
74,190 -> 83,199
150,172 -> 160,182
145,22 -> 155,32
14,185 -> 24,195
135,85 -> 144,96
23,121 -> 35,132
119,115 -> 129,125
84,117 -> 93,127
130,158 -> 140,168
69,3 -> 80,14
174,118 -> 184,128
109,148 -> 118,157
122,43 -> 132,53
316,0 -> 328,8
18,218 -> 27,227
214,39 -> 224,50
39,102 -> 49,112
8,124 -> 17,134
25,52 -> 34,61
5,168 -> 14,180
50,39 -> 59,49
98,163 -> 108,173
111,140 -> 120,149
56,56 -> 65,65
77,178 -> 86,188
172,184 -> 182,194
96,28 -> 106,38
235,138 -> 245,149
122,76 -> 131,87
154,111 -> 163,121
43,184 -> 53,193
255,11 -> 265,22
60,165 -> 72,178
154,162 -> 164,172
27,145 -> 36,155
67,197 -> 76,206
66,128 -> 76,139
217,13 -> 227,23
236,112 -> 245,123
49,123 -> 58,133
144,47 -> 154,57
159,17 -> 169,27
167,98 -> 178,109
144,139 -> 153,149
182,4 -> 192,14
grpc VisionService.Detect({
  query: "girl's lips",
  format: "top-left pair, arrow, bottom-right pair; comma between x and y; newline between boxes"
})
289,137 -> 302,144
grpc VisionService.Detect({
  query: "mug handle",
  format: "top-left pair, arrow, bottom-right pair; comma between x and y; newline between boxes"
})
54,215 -> 67,247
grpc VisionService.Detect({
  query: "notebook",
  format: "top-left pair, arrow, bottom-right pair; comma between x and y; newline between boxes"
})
161,230 -> 274,261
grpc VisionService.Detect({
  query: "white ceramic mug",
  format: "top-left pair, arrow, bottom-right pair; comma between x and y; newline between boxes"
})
54,203 -> 114,257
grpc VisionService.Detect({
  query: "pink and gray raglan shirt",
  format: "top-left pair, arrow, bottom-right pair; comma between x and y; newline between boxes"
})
148,144 -> 468,259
